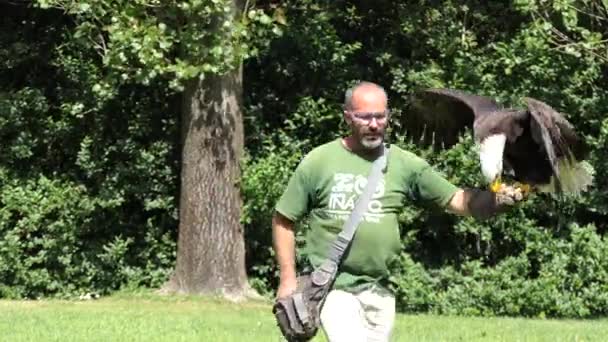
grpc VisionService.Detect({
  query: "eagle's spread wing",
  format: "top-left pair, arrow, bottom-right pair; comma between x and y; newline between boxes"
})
405,88 -> 501,149
524,97 -> 589,183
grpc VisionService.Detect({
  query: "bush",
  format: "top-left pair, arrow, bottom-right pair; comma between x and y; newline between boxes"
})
0,172 -> 176,299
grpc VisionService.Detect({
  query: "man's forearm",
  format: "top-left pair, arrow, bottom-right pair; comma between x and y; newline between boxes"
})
448,188 -> 497,218
272,212 -> 296,282
447,189 -> 470,216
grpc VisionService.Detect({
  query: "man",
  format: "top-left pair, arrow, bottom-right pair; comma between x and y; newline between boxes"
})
272,81 -> 520,341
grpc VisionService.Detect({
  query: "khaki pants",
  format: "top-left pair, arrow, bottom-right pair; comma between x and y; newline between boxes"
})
320,286 -> 396,342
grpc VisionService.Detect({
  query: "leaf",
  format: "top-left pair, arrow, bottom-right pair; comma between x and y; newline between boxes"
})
273,7 -> 287,26
258,13 -> 272,25
78,2 -> 91,13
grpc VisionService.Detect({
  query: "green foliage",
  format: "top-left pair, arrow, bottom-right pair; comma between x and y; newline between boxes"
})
389,223 -> 608,318
0,7 -> 177,298
0,175 -> 95,298
241,97 -> 344,295
35,0 -> 283,90
0,173 -> 175,298
241,0 -> 608,319
3,0 -> 608,318
240,147 -> 301,296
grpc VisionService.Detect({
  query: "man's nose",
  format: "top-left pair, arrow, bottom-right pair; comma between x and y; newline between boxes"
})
368,118 -> 379,129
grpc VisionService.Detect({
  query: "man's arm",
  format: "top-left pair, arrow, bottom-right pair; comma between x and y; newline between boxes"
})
272,212 -> 297,299
446,189 -> 470,216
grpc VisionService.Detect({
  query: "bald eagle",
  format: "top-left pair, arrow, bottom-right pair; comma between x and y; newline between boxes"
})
405,88 -> 594,195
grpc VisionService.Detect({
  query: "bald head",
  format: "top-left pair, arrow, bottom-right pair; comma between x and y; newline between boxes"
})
344,81 -> 388,111
342,81 -> 389,151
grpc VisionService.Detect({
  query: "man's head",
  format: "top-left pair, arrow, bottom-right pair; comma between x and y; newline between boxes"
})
343,81 -> 390,150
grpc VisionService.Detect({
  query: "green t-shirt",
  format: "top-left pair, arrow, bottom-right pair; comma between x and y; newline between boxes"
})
275,138 -> 459,293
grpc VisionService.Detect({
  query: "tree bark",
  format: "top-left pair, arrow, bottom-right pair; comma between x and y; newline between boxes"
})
162,62 -> 253,299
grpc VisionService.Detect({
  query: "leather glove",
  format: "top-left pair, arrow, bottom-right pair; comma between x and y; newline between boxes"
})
467,185 -> 523,220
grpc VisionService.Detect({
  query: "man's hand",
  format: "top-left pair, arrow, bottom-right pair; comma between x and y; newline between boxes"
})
469,184 -> 526,219
277,277 -> 297,299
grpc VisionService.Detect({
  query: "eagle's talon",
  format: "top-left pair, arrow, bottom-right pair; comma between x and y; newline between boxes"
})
490,178 -> 502,193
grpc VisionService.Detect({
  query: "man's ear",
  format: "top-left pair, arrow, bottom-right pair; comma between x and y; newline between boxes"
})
343,110 -> 352,125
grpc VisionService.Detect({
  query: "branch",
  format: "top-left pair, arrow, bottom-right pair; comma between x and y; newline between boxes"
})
0,0 -> 32,6
530,9 -> 608,63
567,2 -> 608,22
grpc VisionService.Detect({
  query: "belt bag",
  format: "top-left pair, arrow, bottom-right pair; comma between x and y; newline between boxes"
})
272,145 -> 389,342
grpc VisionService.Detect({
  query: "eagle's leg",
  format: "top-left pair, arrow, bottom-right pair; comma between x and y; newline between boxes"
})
490,176 -> 502,193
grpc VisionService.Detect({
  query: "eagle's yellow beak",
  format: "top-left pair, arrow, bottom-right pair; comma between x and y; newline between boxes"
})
490,176 -> 502,193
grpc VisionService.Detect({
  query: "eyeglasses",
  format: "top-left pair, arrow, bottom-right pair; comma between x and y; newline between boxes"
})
348,110 -> 390,124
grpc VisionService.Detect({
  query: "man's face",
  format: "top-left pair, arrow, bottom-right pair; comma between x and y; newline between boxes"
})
344,87 -> 389,150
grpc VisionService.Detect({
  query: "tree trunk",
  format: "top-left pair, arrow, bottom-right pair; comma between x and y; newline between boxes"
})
162,62 -> 253,299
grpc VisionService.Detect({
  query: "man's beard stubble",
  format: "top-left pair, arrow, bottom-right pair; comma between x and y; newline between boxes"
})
360,133 -> 384,149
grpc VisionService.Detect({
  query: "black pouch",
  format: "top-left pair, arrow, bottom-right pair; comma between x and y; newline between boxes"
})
272,266 -> 334,342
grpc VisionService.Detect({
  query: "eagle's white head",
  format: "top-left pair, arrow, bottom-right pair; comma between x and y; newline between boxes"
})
479,134 -> 507,192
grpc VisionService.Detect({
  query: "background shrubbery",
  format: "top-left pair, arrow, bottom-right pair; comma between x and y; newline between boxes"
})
1,1 -> 608,318
241,0 -> 608,318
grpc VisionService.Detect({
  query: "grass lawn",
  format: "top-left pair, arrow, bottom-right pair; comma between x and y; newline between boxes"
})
1,290 -> 607,341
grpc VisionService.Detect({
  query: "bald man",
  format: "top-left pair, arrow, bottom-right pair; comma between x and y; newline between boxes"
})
272,81 -> 520,341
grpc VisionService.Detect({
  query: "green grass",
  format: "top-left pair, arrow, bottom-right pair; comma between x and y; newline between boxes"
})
0,290 -> 607,341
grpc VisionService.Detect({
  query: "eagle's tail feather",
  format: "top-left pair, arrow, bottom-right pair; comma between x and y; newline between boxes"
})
537,159 -> 595,194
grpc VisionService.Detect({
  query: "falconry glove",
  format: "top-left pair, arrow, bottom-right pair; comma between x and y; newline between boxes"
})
467,187 -> 521,220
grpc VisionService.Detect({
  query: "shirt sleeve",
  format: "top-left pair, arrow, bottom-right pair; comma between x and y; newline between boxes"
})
275,156 -> 313,222
410,163 -> 460,208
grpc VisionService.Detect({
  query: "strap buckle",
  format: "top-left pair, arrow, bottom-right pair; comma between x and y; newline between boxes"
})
311,260 -> 337,286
